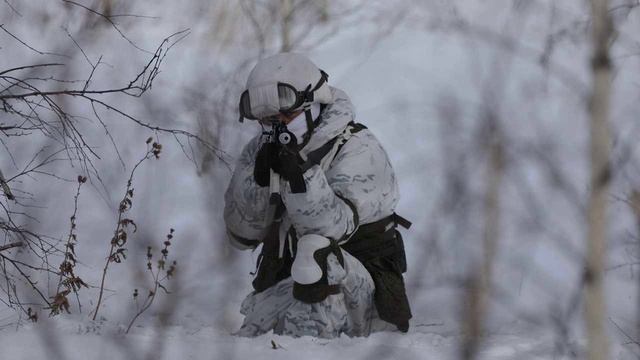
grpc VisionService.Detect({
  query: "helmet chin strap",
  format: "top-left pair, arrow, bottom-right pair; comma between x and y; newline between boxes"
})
299,108 -> 315,149
299,73 -> 328,148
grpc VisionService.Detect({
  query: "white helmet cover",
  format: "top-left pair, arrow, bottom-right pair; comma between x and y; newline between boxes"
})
241,53 -> 334,120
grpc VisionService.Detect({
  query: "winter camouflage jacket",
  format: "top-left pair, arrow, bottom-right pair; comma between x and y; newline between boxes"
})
224,87 -> 399,251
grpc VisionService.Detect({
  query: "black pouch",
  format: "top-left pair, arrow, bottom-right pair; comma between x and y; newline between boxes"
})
251,219 -> 294,293
341,213 -> 412,332
366,257 -> 411,332
252,254 -> 285,293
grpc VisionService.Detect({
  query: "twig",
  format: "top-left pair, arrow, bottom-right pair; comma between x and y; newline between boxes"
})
0,242 -> 23,252
0,168 -> 14,200
5,257 -> 51,306
609,317 -> 640,346
0,24 -> 68,58
0,63 -> 64,76
415,322 -> 445,327
605,261 -> 640,272
61,0 -> 150,54
3,0 -> 22,17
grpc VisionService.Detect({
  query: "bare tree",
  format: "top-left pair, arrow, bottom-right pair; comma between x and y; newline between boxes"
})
0,1 -> 219,320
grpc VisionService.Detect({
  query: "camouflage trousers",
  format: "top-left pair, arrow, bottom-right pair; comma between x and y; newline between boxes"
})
235,250 -> 391,338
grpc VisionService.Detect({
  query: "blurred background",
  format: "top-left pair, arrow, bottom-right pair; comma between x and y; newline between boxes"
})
1,0 -> 640,359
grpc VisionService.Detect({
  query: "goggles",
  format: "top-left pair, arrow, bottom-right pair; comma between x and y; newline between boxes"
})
238,70 -> 328,122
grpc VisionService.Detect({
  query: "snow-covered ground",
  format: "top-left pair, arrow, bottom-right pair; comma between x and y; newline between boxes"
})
2,317 -> 589,360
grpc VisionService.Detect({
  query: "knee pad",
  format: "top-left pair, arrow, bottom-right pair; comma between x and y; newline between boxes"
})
292,234 -> 343,303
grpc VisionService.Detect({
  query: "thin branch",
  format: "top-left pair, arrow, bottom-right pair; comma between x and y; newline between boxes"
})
240,0 -> 267,56
0,63 -> 65,76
0,168 -> 14,200
64,27 -> 95,68
609,317 -> 640,346
423,19 -> 589,97
0,242 -> 23,252
84,95 -> 230,167
0,24 -> 68,58
3,0 -> 22,17
61,0 -> 151,54
4,256 -> 51,306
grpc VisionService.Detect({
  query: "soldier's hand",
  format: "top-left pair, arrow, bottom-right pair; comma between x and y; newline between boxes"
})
254,142 -> 280,187
276,146 -> 306,193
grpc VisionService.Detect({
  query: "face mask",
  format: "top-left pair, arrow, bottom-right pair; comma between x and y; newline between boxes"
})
285,103 -> 320,140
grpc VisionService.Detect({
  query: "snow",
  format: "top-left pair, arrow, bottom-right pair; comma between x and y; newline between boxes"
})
2,315 -> 589,360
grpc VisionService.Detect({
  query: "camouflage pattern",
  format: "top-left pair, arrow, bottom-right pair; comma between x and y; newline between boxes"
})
224,87 -> 399,337
235,252 -> 375,337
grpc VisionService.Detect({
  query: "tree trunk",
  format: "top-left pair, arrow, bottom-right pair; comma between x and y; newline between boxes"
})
461,119 -> 504,360
630,191 -> 640,341
585,0 -> 612,359
280,0 -> 292,52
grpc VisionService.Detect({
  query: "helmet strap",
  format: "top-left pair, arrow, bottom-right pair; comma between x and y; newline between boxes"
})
298,108 -> 315,149
302,70 -> 328,103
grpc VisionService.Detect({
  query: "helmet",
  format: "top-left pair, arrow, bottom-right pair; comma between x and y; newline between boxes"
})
238,53 -> 333,122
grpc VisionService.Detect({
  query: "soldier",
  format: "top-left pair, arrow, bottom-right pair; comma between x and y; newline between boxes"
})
224,53 -> 411,338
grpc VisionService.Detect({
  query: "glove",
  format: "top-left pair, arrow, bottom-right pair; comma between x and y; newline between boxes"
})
253,128 -> 307,193
254,142 -> 279,187
276,145 -> 306,193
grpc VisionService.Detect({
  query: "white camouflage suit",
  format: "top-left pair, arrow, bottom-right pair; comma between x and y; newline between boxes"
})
224,87 -> 399,338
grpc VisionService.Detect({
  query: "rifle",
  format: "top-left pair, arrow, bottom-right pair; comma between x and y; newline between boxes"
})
263,121 -> 292,225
